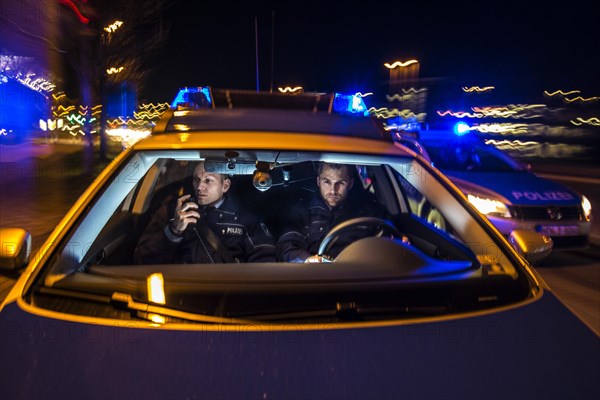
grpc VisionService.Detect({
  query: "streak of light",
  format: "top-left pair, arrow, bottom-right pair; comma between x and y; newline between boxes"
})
58,0 -> 90,24
106,127 -> 152,148
462,86 -> 495,92
564,96 -> 600,103
402,88 -> 427,94
278,86 -> 302,93
384,60 -> 418,69
437,110 -> 484,118
107,67 -> 125,74
485,139 -> 590,158
570,117 -> 600,126
544,89 -> 581,97
469,123 -> 529,135
104,20 -> 123,33
368,107 -> 426,121
386,94 -> 413,102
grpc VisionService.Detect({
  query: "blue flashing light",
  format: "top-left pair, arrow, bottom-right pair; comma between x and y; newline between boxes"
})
453,121 -> 470,136
1,79 -> 45,144
171,87 -> 212,109
332,93 -> 368,116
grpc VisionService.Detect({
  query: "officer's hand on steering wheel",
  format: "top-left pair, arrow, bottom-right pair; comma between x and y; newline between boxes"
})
317,217 -> 403,261
304,255 -> 333,263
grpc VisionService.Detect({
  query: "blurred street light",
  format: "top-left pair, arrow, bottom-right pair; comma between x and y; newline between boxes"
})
106,67 -> 125,75
104,20 -> 124,34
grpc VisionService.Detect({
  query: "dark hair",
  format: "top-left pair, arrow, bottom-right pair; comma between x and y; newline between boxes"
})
317,162 -> 354,176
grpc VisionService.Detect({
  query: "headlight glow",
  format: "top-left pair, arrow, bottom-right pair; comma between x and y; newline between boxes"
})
467,194 -> 511,218
581,195 -> 592,220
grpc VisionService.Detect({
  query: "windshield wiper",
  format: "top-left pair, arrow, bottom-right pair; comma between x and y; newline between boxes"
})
241,301 -> 450,322
109,292 -> 255,324
35,286 -> 251,325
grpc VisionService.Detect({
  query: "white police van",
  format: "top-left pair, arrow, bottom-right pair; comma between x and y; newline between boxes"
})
410,128 -> 592,259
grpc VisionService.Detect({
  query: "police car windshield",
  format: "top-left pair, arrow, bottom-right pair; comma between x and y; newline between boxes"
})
33,147 -> 531,324
424,142 -> 527,172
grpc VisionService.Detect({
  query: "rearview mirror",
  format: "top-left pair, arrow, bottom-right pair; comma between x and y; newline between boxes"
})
204,159 -> 256,175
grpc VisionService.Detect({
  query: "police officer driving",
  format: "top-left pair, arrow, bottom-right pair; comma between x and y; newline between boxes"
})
277,162 -> 389,263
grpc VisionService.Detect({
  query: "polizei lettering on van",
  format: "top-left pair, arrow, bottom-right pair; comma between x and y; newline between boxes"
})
511,191 -> 574,201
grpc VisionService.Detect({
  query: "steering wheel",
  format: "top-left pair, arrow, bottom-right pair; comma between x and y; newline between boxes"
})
317,217 -> 403,258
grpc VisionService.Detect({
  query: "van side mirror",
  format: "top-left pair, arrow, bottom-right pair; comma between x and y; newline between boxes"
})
0,227 -> 31,271
508,230 -> 553,264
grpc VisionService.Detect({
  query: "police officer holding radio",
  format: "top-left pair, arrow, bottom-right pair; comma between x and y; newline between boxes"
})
134,161 -> 276,264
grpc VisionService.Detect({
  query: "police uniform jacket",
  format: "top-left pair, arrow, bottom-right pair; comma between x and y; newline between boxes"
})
134,194 -> 276,264
276,190 -> 389,262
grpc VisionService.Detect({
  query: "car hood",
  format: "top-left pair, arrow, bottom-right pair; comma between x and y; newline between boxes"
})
0,292 -> 598,399
445,171 -> 581,206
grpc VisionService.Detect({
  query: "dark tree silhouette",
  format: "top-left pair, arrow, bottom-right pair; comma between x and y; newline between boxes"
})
59,0 -> 174,163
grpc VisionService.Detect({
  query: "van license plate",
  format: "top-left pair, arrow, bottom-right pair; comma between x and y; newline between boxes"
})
538,225 -> 579,236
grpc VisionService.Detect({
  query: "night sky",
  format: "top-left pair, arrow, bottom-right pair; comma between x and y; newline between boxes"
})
143,0 -> 600,104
